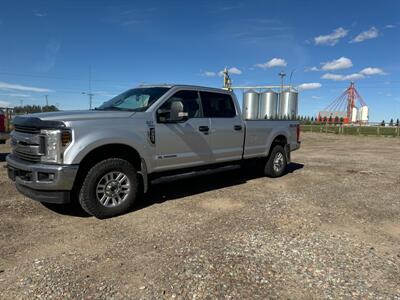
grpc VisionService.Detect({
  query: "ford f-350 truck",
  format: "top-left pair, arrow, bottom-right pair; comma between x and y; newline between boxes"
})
6,85 -> 300,218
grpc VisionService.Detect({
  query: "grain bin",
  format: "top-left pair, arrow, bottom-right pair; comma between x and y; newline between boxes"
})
359,106 -> 369,123
351,107 -> 358,123
243,90 -> 259,119
259,89 -> 278,119
279,89 -> 298,119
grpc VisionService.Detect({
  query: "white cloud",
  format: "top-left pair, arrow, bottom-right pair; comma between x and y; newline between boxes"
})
305,66 -> 319,72
321,57 -> 353,71
359,67 -> 385,76
218,67 -> 242,76
350,27 -> 379,43
384,24 -> 396,29
297,83 -> 322,91
0,93 -> 31,98
344,73 -> 365,81
311,96 -> 321,100
202,71 -> 217,77
0,81 -> 52,93
314,27 -> 348,46
0,100 -> 11,107
255,58 -> 287,69
321,73 -> 364,81
34,11 -> 47,17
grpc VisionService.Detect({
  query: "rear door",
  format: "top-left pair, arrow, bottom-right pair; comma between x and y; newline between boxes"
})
200,91 -> 245,163
154,90 -> 212,172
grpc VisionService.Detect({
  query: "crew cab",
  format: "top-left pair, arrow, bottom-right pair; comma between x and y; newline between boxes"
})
6,85 -> 300,218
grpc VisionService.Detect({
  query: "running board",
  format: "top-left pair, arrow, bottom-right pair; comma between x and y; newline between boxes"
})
151,164 -> 241,185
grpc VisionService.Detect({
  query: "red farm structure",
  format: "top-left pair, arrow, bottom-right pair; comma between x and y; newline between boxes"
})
317,82 -> 369,124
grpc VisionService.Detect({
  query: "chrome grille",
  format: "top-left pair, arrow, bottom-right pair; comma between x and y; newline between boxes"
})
14,125 -> 41,134
11,131 -> 45,163
14,150 -> 41,162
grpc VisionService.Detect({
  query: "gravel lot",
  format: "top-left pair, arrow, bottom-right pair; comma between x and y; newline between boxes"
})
0,133 -> 399,299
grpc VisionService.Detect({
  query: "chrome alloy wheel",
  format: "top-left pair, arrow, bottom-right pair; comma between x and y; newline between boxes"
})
96,172 -> 130,207
273,152 -> 285,173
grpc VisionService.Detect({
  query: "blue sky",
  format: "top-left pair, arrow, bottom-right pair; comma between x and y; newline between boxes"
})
0,0 -> 399,121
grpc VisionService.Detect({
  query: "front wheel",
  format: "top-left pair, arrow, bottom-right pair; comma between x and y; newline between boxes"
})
264,145 -> 287,178
79,158 -> 138,219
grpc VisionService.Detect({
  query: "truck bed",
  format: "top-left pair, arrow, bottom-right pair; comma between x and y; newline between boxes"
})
243,120 -> 299,159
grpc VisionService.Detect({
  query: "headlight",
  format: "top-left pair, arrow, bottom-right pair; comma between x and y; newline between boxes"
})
40,129 -> 72,164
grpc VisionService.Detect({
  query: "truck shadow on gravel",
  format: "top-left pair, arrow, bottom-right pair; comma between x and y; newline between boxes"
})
135,162 -> 304,210
42,162 -> 304,218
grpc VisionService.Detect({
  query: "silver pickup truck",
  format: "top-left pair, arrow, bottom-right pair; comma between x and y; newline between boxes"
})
6,85 -> 300,218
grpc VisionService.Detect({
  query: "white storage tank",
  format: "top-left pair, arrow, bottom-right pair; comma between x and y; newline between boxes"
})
259,89 -> 278,119
351,107 -> 358,123
360,106 -> 369,123
243,90 -> 259,119
279,89 -> 298,119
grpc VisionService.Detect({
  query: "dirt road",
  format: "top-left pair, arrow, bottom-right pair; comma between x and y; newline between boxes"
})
0,133 -> 399,299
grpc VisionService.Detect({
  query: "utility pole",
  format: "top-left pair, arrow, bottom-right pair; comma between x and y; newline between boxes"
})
289,69 -> 296,88
82,65 -> 94,109
45,95 -> 49,107
20,99 -> 24,107
82,92 -> 95,110
279,71 -> 286,92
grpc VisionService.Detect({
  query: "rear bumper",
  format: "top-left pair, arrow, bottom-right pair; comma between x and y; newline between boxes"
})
6,154 -> 78,203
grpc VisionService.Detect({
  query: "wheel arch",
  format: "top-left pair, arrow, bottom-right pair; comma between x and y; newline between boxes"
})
72,143 -> 148,195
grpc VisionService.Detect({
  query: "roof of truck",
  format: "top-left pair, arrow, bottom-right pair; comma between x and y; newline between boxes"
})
138,84 -> 230,92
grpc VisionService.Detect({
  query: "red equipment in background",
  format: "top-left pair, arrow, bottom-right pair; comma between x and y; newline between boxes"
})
318,82 -> 368,124
0,110 -> 5,133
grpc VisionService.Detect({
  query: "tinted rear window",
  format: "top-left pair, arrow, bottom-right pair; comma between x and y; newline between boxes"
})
200,91 -> 236,118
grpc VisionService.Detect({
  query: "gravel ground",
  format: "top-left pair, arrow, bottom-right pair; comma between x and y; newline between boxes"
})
0,133 -> 399,299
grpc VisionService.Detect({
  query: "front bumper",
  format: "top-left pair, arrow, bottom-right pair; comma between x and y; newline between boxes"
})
6,154 -> 79,203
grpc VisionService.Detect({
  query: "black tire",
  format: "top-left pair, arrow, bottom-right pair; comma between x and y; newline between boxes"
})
264,145 -> 287,178
79,158 -> 138,219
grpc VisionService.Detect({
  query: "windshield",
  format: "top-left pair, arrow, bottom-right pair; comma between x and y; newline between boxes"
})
97,87 -> 170,112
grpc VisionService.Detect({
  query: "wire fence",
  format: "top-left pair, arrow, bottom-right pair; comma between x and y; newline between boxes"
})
301,124 -> 400,137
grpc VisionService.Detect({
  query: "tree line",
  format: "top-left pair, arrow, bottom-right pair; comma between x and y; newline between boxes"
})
11,105 -> 59,114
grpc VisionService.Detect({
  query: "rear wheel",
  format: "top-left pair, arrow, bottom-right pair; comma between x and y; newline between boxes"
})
79,158 -> 138,218
264,145 -> 287,178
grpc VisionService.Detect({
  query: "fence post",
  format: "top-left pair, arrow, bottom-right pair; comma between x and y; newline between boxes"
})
377,126 -> 380,136
357,126 -> 360,135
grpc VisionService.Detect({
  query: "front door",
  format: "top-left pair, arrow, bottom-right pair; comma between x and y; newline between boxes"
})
154,90 -> 212,172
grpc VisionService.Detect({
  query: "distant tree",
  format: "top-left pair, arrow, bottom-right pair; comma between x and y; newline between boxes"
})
381,120 -> 386,127
389,118 -> 394,126
334,116 -> 339,124
310,116 -> 314,123
328,116 -> 333,123
396,118 -> 400,127
13,105 -> 59,115
42,105 -> 59,112
340,117 -> 344,124
323,116 -> 327,123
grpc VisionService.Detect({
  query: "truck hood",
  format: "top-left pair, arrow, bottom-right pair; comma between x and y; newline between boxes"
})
23,110 -> 135,122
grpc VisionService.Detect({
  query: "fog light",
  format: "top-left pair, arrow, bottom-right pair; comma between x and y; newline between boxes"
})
38,172 -> 55,182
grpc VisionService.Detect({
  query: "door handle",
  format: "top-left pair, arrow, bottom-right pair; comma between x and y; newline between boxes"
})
198,126 -> 209,132
234,125 -> 242,131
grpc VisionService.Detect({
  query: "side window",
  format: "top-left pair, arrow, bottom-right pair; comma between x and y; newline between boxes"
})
158,90 -> 202,121
200,91 -> 236,118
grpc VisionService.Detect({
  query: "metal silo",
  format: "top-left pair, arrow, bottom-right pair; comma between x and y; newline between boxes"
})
259,89 -> 278,119
279,89 -> 298,119
360,106 -> 369,123
243,90 -> 259,119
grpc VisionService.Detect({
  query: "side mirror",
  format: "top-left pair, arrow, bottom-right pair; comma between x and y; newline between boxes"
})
157,100 -> 188,123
